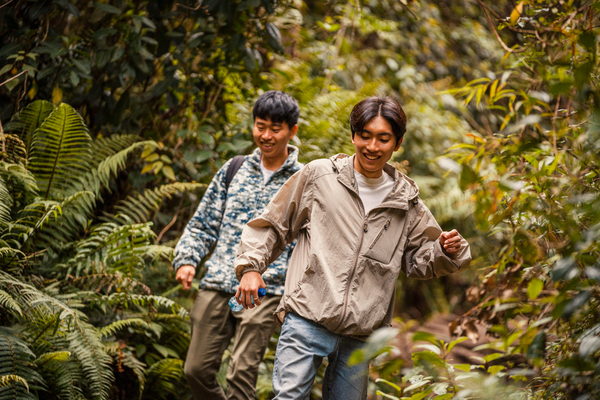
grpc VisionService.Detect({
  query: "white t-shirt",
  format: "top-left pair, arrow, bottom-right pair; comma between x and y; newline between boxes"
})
354,170 -> 395,214
260,159 -> 275,185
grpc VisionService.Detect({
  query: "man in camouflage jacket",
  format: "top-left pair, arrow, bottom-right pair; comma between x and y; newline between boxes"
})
173,91 -> 303,400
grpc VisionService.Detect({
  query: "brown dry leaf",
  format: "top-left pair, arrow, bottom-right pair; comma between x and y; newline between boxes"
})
465,320 -> 480,343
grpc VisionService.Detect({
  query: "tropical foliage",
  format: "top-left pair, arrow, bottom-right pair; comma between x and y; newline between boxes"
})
2,0 -> 599,399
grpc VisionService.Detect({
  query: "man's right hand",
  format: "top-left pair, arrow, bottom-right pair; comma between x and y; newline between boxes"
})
176,265 -> 196,290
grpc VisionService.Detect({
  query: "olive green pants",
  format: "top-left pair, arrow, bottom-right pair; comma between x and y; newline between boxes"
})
184,289 -> 280,400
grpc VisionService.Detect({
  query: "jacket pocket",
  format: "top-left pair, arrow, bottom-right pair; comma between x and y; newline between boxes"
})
364,215 -> 404,264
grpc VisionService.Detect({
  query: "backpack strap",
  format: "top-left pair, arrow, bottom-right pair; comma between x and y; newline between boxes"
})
225,155 -> 246,192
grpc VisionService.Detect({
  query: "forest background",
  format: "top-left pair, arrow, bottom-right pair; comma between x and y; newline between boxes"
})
0,0 -> 599,399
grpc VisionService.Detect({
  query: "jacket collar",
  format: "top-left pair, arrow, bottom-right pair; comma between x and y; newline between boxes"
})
330,153 -> 420,211
247,145 -> 301,173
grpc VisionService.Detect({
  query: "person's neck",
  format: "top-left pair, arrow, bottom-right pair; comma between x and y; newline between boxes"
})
353,158 -> 384,178
261,150 -> 289,171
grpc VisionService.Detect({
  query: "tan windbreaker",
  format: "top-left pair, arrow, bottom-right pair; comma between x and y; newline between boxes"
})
235,154 -> 471,340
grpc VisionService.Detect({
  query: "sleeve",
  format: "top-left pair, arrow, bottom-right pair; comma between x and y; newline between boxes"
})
401,201 -> 471,280
172,160 -> 231,271
234,164 -> 314,281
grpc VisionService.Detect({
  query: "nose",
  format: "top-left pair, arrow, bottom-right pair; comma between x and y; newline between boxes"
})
261,129 -> 274,139
366,138 -> 378,152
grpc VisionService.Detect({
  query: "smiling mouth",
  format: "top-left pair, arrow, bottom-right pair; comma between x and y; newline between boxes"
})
364,154 -> 380,161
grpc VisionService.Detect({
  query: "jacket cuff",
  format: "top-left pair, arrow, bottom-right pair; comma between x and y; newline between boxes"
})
234,261 -> 261,281
172,255 -> 200,272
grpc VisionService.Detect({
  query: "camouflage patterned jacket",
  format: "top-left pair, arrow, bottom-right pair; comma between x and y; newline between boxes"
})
172,146 -> 303,295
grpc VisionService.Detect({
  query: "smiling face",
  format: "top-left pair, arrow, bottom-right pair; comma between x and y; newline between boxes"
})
252,117 -> 297,170
352,115 -> 402,178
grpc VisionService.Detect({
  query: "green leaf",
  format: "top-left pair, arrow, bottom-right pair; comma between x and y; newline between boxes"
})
94,2 -> 122,14
459,164 -> 479,190
575,61 -> 593,88
152,343 -> 179,358
579,31 -> 596,51
563,291 -> 591,318
29,103 -> 92,200
526,332 -> 546,359
0,64 -> 13,75
527,278 -> 544,300
412,331 -> 439,346
11,99 -> 54,148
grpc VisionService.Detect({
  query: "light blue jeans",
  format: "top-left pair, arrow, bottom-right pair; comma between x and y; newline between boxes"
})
272,312 -> 369,400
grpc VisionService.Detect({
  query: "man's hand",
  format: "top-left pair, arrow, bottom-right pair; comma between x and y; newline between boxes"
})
439,229 -> 462,256
176,265 -> 196,290
235,271 -> 266,310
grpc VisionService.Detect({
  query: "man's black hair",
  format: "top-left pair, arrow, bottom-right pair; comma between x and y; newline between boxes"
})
350,96 -> 407,144
252,90 -> 300,128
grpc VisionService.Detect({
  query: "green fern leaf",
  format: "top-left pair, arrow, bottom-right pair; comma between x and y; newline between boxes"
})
0,174 -> 11,224
99,318 -> 151,338
113,183 -> 206,224
90,134 -> 141,168
0,134 -> 27,165
0,333 -> 44,400
97,140 -> 158,189
5,99 -> 54,151
0,289 -> 22,316
29,103 -> 92,200
68,321 -> 113,400
142,358 -> 184,400
34,351 -> 72,366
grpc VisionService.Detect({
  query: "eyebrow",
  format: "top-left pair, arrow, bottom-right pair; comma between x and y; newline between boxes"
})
257,122 -> 283,127
362,129 -> 392,137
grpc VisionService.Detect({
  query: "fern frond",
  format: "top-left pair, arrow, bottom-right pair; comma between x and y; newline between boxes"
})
0,289 -> 22,316
97,140 -> 158,189
5,99 -> 54,151
0,375 -> 28,390
142,358 -> 184,400
68,321 -> 113,400
36,360 -> 83,400
99,318 -> 151,338
0,163 -> 39,211
121,351 -> 146,400
0,174 -> 11,224
29,103 -> 92,200
113,183 -> 206,224
90,134 -> 141,167
34,351 -> 71,366
0,247 -> 26,275
103,293 -> 189,318
0,333 -> 44,400
0,134 -> 27,165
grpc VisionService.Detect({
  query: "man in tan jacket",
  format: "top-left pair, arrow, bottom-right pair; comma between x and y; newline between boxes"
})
233,96 -> 471,399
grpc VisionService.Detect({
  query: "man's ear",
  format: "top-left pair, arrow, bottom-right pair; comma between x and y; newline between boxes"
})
394,137 -> 403,151
351,132 -> 356,145
289,124 -> 298,140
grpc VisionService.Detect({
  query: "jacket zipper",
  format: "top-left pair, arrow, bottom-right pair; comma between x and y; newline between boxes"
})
368,217 -> 392,249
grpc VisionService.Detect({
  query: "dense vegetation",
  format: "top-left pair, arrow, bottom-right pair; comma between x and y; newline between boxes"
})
1,0 -> 598,399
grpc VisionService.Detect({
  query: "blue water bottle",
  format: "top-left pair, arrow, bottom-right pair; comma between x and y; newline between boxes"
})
229,288 -> 267,312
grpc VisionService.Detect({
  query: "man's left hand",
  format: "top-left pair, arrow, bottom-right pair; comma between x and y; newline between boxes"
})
439,229 -> 462,256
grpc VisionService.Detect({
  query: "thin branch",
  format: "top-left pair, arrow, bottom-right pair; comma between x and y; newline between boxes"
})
552,95 -> 560,156
0,0 -> 13,9
156,214 -> 178,243
476,0 -> 529,54
0,71 -> 26,88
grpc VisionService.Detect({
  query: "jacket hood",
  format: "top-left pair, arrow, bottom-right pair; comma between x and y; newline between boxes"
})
329,153 -> 420,206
